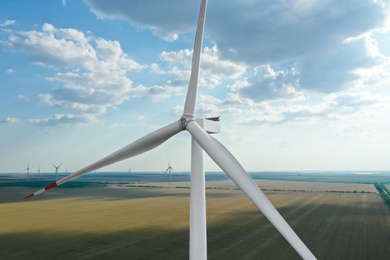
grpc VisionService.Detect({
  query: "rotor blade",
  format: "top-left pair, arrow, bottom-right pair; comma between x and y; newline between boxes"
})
186,121 -> 316,260
183,0 -> 208,117
24,121 -> 182,199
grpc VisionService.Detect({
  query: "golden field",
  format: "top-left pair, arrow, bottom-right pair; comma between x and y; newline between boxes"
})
0,181 -> 389,259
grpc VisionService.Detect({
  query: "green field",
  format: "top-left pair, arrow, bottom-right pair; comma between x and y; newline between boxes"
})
1,182 -> 390,259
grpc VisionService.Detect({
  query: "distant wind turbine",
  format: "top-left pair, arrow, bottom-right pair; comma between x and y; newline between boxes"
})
163,158 -> 174,188
24,162 -> 30,181
51,163 -> 62,180
24,1 -> 316,259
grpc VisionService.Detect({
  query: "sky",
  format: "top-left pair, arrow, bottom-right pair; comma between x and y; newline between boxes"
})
1,0 -> 390,174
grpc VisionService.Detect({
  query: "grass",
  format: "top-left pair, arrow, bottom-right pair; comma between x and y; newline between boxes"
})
1,183 -> 390,259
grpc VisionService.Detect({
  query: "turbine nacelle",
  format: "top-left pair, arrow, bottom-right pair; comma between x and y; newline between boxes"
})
195,117 -> 221,134
179,116 -> 221,135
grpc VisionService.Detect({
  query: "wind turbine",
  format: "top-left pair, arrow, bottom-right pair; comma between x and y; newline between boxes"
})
163,158 -> 174,188
37,166 -> 40,178
51,163 -> 62,180
24,1 -> 316,259
24,162 -> 30,181
128,167 -> 132,181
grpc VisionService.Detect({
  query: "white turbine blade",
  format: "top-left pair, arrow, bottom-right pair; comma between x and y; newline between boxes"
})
24,121 -> 182,199
186,121 -> 316,260
183,0 -> 208,117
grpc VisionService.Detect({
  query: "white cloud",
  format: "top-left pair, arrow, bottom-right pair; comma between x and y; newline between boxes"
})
6,68 -> 15,74
194,89 -> 389,133
85,0 -> 389,94
159,45 -> 246,89
130,84 -> 182,101
28,114 -> 98,127
230,64 -> 303,102
80,0 -> 390,138
85,0 -> 199,41
3,1 -> 390,132
3,23 -> 206,127
0,20 -> 16,27
2,24 -> 172,126
0,117 -> 18,124
5,23 -> 146,72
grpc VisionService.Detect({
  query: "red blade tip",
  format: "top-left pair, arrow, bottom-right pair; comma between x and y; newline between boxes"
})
23,182 -> 58,200
45,182 -> 58,191
23,193 -> 34,200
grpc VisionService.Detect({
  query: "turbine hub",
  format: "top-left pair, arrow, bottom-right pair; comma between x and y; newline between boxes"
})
179,115 -> 195,130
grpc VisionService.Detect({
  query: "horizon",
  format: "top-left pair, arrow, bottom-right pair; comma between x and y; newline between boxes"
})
1,0 -> 390,173
2,169 -> 389,175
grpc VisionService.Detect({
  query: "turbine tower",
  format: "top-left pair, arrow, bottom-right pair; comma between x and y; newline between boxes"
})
24,1 -> 316,259
163,158 -> 174,188
51,163 -> 62,181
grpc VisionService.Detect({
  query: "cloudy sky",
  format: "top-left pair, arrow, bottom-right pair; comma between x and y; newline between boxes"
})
1,0 -> 390,174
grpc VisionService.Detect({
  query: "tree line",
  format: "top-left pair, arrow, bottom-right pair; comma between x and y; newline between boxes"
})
374,182 -> 390,208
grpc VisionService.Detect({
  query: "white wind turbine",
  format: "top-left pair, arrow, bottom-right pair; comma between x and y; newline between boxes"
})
128,167 -> 132,180
51,163 -> 62,180
24,1 -> 316,259
24,162 -> 30,181
163,158 -> 174,188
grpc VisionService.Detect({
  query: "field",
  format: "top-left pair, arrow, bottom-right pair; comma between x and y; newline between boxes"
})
1,178 -> 390,260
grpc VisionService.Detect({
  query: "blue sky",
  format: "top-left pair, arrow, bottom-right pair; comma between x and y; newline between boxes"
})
1,0 -> 390,174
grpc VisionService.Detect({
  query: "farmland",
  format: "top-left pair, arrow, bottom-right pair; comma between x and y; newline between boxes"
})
1,177 -> 389,260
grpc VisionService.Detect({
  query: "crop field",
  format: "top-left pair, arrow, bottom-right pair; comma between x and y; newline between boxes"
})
205,180 -> 378,193
1,183 -> 389,260
131,179 -> 378,193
